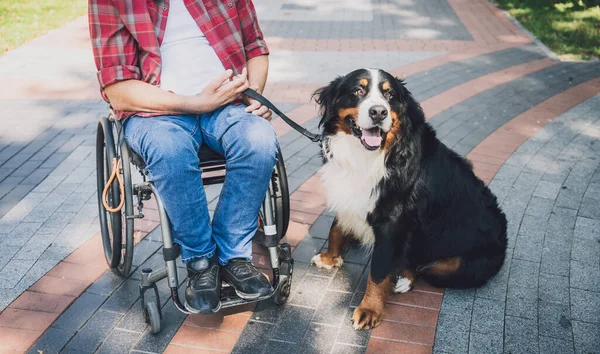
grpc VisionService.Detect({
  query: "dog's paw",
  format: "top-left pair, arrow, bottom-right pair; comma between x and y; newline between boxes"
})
310,253 -> 344,270
352,305 -> 383,330
393,277 -> 414,294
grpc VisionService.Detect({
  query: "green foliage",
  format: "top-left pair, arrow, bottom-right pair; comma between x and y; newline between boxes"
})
496,0 -> 600,60
0,0 -> 87,54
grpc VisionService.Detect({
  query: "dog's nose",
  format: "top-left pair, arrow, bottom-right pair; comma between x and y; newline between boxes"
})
369,105 -> 388,123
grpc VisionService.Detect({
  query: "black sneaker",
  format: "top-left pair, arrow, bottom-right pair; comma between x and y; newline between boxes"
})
184,256 -> 221,314
222,259 -> 272,299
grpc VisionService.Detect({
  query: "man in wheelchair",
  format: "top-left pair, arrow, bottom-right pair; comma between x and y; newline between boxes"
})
90,0 -> 276,313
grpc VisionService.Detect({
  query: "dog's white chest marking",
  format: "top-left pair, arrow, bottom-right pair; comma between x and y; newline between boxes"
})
319,133 -> 387,248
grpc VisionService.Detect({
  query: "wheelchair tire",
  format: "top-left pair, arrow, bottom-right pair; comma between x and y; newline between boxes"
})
273,149 -> 290,239
273,276 -> 291,305
116,130 -> 134,277
145,301 -> 161,334
96,117 -> 135,277
97,117 -> 123,269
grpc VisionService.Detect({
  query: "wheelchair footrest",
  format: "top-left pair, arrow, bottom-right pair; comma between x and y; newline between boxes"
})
218,280 -> 284,309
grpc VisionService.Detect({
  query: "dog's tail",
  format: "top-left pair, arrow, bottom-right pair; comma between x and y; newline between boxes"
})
417,248 -> 506,289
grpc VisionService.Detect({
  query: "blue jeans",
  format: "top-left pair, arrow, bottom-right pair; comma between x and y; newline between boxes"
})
123,104 -> 278,265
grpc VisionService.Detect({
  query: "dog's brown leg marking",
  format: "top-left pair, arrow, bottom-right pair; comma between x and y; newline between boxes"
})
419,256 -> 462,275
352,274 -> 393,330
311,218 -> 347,269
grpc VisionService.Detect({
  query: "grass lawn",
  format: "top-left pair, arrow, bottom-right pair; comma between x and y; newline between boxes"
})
495,0 -> 600,60
0,0 -> 87,54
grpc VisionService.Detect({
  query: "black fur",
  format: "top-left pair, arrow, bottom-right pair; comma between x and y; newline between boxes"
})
315,69 -> 507,289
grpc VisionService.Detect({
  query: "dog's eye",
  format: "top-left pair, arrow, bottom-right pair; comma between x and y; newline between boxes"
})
354,88 -> 365,97
384,91 -> 394,100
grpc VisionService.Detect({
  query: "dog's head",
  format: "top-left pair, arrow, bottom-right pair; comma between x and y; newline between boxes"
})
314,68 -> 419,151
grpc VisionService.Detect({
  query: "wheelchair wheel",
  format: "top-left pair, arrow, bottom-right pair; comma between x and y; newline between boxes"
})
272,149 -> 290,239
96,117 -> 134,277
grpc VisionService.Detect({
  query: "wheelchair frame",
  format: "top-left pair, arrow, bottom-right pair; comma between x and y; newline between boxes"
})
96,112 -> 293,334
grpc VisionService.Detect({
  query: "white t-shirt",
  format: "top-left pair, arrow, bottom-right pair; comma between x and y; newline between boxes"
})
159,0 -> 226,96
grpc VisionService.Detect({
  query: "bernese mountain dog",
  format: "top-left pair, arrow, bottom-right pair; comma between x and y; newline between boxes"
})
310,68 -> 508,331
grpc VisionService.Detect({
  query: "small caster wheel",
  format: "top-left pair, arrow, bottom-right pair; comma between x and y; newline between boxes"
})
273,276 -> 291,305
145,302 -> 161,334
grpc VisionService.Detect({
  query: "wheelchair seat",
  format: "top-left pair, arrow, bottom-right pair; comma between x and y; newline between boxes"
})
129,144 -> 226,171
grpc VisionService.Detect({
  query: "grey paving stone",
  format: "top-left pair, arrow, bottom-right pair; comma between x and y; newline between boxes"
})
504,316 -> 538,354
539,273 -> 570,305
524,196 -> 555,218
19,167 -> 53,186
116,298 -> 147,333
433,323 -> 468,354
440,288 -> 475,314
11,160 -> 43,177
331,343 -> 366,354
307,263 -> 338,278
468,331 -> 502,354
100,278 -> 142,314
133,301 -> 187,353
540,337 -> 575,354
87,270 -> 127,296
0,245 -> 19,269
232,320 -> 274,354
26,327 -> 76,354
63,310 -> 123,353
264,340 -> 299,354
570,261 -> 600,292
95,328 -> 142,354
579,197 -> 600,219
570,237 -> 600,265
514,235 -> 544,263
327,263 -> 365,294
539,301 -> 573,341
335,308 -> 370,347
573,216 -> 600,241
0,258 -> 32,288
311,290 -> 353,326
475,254 -> 510,301
506,285 -> 538,320
343,245 -> 369,265
470,298 -> 504,335
570,288 -> 600,324
289,275 -> 332,308
541,239 -> 571,277
572,321 -> 600,354
308,214 -> 334,240
508,259 -> 539,289
297,323 -> 338,354
271,304 -> 315,343
534,180 -> 562,200
518,214 -> 548,240
292,234 -> 327,263
251,300 -> 286,324
2,152 -> 32,168
53,292 -> 108,331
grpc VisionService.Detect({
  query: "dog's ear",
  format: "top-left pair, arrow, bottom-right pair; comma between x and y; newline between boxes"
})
395,77 -> 426,125
313,76 -> 343,127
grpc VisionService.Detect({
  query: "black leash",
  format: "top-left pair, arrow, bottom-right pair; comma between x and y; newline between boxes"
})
243,88 -> 322,143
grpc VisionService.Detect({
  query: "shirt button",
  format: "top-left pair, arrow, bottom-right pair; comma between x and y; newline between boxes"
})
227,3 -> 233,8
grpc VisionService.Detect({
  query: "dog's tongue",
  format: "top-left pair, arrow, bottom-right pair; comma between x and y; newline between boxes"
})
361,128 -> 382,148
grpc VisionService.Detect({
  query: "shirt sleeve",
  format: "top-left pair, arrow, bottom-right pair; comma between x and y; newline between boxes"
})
237,0 -> 269,60
88,0 -> 140,102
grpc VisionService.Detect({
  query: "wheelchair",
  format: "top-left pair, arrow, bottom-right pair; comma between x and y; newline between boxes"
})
96,111 -> 293,334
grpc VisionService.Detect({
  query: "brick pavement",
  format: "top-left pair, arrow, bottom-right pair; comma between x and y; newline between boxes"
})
1,0 -> 600,353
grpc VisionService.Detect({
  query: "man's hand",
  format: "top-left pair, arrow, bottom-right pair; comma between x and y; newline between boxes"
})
243,85 -> 273,121
186,69 -> 250,113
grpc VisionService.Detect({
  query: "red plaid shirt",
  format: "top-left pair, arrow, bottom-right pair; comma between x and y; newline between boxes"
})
89,0 -> 269,119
